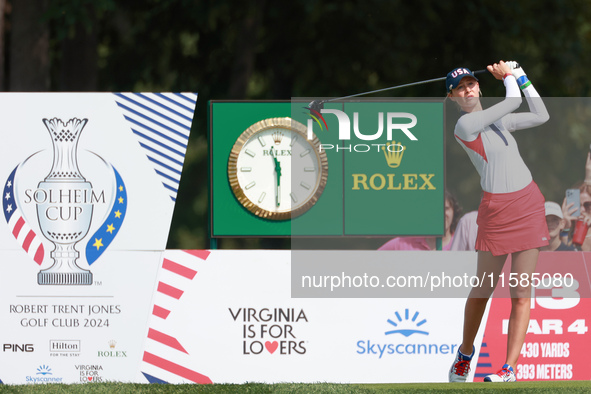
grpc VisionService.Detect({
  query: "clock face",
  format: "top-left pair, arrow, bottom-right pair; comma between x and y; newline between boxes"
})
228,117 -> 328,220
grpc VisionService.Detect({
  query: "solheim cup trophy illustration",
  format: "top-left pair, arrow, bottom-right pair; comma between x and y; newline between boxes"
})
36,118 -> 93,285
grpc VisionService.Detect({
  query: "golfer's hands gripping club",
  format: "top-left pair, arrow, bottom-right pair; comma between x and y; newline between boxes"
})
487,60 -> 513,80
506,61 -> 526,80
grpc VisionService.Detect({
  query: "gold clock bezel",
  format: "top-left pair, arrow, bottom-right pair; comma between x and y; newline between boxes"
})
228,117 -> 328,221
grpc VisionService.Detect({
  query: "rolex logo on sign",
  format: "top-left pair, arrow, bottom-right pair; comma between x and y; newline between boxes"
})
382,141 -> 405,168
272,131 -> 283,145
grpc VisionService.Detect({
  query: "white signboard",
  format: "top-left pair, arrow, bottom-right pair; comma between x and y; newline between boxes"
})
0,93 -> 197,384
138,250 -> 480,384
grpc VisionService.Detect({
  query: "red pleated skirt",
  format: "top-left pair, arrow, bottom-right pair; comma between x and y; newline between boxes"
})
475,181 -> 549,256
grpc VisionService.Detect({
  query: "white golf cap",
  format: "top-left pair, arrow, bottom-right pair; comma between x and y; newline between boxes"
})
545,201 -> 563,219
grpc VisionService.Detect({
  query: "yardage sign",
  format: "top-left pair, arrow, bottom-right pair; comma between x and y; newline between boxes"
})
210,100 -> 444,237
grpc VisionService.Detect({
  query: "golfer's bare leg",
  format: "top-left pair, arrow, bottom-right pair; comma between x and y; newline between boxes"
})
459,250 -> 507,355
505,248 -> 539,369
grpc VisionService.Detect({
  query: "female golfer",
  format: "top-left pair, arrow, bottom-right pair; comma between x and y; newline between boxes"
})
446,61 -> 549,383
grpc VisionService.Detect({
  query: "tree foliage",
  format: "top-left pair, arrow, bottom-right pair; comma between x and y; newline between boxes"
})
5,0 -> 591,248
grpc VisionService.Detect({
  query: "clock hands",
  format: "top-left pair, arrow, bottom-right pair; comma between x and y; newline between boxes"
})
270,146 -> 282,207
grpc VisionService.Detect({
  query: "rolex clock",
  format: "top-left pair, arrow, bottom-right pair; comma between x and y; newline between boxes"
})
228,117 -> 328,220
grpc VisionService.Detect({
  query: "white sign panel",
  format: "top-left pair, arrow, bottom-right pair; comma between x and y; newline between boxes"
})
0,92 -> 197,384
139,250 -> 484,384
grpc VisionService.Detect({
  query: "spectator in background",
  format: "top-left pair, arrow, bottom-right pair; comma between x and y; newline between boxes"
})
450,211 -> 478,251
577,151 -> 591,250
541,201 -> 576,251
562,151 -> 591,251
378,190 -> 461,251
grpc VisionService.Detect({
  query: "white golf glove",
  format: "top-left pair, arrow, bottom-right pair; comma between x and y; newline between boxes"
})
506,61 -> 526,80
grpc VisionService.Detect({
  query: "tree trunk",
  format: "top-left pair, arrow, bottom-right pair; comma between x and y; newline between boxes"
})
0,0 -> 6,90
9,0 -> 50,91
228,0 -> 266,98
58,21 -> 98,91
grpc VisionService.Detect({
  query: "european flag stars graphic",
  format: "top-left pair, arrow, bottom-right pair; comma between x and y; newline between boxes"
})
85,167 -> 127,265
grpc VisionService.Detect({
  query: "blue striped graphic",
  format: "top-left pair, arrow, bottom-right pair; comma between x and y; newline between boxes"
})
142,372 -> 168,384
114,92 -> 197,202
85,166 -> 127,265
474,341 -> 492,378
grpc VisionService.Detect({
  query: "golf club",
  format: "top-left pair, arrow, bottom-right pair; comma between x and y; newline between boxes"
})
308,68 -> 493,112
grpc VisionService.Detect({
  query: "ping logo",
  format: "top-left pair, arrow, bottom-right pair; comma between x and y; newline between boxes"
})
382,141 -> 405,168
3,344 -> 34,352
385,309 -> 428,337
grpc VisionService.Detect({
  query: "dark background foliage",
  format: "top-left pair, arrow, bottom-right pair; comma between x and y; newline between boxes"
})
6,0 -> 591,248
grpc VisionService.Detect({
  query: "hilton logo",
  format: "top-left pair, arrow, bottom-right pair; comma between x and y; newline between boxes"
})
50,340 -> 80,352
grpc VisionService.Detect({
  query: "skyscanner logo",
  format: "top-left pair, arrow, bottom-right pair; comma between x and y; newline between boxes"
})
356,308 -> 459,359
385,308 -> 429,337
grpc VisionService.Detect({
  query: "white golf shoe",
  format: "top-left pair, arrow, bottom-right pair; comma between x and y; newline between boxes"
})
484,364 -> 516,382
448,346 -> 474,382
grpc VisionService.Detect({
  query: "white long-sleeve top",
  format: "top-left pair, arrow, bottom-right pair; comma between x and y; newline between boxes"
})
454,75 -> 550,193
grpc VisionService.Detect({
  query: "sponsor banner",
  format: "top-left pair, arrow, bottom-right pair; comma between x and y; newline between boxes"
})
0,250 -> 162,384
210,100 -> 444,238
140,250 -> 475,384
0,92 -> 197,384
290,99 -> 444,237
475,252 -> 591,381
141,250 -> 591,384
1,246 -> 589,383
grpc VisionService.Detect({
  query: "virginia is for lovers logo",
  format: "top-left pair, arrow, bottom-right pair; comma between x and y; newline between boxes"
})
3,118 -> 127,285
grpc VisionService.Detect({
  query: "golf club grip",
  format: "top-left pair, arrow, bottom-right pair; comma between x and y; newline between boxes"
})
474,62 -> 519,75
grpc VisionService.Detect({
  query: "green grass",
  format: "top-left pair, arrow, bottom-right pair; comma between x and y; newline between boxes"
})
1,382 -> 591,394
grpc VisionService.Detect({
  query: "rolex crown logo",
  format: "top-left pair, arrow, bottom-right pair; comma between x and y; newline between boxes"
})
272,131 -> 283,145
382,141 -> 405,168
108,340 -> 116,349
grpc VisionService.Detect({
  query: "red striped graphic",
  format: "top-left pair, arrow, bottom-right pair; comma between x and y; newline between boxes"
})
22,230 -> 35,252
33,244 -> 44,265
143,351 -> 212,384
12,217 -> 25,238
162,258 -> 197,279
183,249 -> 210,260
157,282 -> 183,300
142,251 -> 212,383
152,305 -> 171,319
148,328 -> 188,354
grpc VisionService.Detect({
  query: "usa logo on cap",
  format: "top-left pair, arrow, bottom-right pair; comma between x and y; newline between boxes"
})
446,67 -> 478,92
